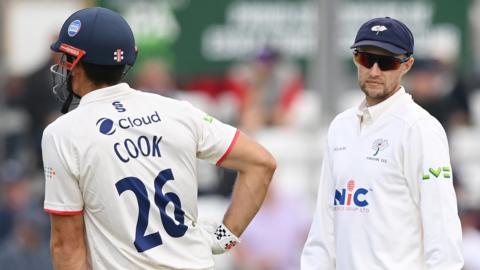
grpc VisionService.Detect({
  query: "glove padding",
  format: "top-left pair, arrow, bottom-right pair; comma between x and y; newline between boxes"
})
201,222 -> 240,255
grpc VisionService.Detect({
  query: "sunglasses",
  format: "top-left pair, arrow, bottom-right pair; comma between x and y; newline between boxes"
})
353,50 -> 410,71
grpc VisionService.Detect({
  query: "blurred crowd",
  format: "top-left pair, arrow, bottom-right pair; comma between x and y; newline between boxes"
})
1,28 -> 480,270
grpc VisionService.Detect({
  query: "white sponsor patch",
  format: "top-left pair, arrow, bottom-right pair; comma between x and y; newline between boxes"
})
68,20 -> 82,37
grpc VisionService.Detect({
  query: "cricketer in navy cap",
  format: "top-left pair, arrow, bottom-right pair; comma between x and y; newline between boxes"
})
351,17 -> 414,55
301,15 -> 463,270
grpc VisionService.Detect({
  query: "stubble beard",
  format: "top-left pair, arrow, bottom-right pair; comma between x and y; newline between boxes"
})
360,81 -> 394,104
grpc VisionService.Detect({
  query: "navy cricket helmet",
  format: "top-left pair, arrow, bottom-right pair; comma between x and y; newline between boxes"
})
50,7 -> 137,114
51,7 -> 137,68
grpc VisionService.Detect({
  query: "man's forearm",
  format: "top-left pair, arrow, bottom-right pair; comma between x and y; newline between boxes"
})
223,164 -> 275,237
51,240 -> 89,270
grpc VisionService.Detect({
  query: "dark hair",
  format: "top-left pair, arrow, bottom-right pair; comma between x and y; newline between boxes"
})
81,61 -> 126,86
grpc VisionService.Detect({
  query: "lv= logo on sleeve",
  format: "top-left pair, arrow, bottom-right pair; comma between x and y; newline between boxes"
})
422,166 -> 451,180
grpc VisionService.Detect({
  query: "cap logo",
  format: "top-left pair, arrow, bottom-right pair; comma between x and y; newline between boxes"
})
67,20 -> 82,37
114,49 -> 124,63
371,25 -> 387,35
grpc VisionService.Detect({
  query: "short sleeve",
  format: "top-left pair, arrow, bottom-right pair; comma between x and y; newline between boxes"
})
42,126 -> 84,215
187,104 -> 238,165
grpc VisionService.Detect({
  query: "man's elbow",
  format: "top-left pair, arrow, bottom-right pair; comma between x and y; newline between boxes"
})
50,237 -> 82,260
266,153 -> 277,175
258,151 -> 277,181
51,239 -> 68,258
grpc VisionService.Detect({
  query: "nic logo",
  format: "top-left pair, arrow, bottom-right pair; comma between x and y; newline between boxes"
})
334,180 -> 369,208
97,118 -> 116,135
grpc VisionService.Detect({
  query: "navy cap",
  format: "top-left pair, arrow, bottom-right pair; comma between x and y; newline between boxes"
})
51,7 -> 136,66
350,17 -> 414,55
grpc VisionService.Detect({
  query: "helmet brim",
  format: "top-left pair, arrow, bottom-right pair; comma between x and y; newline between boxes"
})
51,40 -> 61,52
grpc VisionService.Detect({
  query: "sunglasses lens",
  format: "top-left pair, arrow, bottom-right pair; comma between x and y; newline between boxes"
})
377,55 -> 401,71
355,52 -> 402,71
355,52 -> 373,68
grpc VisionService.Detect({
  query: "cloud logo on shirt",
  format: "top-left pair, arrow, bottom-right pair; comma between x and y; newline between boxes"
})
96,118 -> 116,135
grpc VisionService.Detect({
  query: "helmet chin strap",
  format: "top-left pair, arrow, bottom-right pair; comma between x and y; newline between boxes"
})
60,74 -> 81,114
61,94 -> 73,114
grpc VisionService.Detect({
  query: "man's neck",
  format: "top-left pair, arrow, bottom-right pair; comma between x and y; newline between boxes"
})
76,82 -> 110,97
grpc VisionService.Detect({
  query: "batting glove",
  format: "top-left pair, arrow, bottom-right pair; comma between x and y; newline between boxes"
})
201,222 -> 240,255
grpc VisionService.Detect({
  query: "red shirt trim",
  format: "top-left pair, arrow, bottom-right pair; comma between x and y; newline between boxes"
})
216,129 -> 240,166
44,208 -> 83,215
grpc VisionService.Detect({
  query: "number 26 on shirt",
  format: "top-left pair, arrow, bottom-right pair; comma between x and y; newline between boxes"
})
115,168 -> 187,252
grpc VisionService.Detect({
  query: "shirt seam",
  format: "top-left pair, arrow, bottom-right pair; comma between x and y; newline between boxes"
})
79,90 -> 135,106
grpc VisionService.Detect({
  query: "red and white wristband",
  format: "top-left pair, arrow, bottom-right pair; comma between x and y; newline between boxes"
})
212,223 -> 240,254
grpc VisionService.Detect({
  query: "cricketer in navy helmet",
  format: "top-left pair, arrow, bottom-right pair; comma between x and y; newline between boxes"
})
301,17 -> 463,270
42,7 -> 276,270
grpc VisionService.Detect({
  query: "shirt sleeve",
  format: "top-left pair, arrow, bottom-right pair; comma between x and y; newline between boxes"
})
404,117 -> 463,269
187,104 -> 238,165
301,144 -> 336,270
42,126 -> 84,215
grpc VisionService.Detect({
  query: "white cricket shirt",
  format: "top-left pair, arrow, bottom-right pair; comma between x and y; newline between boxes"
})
301,87 -> 463,270
42,83 -> 238,270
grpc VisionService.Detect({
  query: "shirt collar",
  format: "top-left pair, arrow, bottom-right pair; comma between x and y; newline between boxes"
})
356,86 -> 407,123
78,83 -> 134,106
